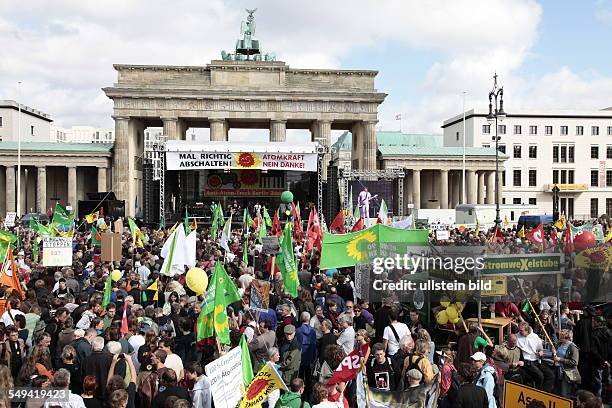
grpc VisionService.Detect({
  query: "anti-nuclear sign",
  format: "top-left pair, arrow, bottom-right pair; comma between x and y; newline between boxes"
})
504,381 -> 572,408
42,237 -> 73,267
166,151 -> 318,172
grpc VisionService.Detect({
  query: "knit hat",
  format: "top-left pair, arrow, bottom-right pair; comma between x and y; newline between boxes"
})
284,324 -> 296,335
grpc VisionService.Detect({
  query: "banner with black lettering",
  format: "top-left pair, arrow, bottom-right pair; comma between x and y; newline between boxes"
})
166,151 -> 318,172
327,344 -> 369,385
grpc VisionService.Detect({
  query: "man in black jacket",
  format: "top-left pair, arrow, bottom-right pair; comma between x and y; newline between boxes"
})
151,369 -> 191,408
83,336 -> 113,399
590,316 -> 610,399
455,362 -> 489,408
574,305 -> 595,387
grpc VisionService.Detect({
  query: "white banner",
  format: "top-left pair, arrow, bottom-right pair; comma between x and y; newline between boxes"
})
3,212 -> 16,228
42,237 -> 73,267
204,345 -> 243,408
166,151 -> 318,172
435,230 -> 450,240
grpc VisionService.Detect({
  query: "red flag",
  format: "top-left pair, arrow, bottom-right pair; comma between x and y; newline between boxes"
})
351,217 -> 365,233
120,302 -> 129,335
564,223 -> 574,255
526,224 -> 544,245
489,226 -> 504,244
327,344 -> 369,385
305,207 -> 322,252
292,203 -> 303,242
550,228 -> 558,246
271,210 -> 282,237
329,211 -> 345,234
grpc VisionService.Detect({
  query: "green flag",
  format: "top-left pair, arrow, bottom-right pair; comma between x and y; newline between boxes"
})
319,224 -> 429,269
243,240 -> 249,266
91,225 -> 101,247
263,207 -> 272,228
196,304 -> 214,341
184,208 -> 191,235
257,216 -> 267,244
0,230 -> 18,262
212,274 -> 230,344
201,262 -> 241,316
275,223 -> 298,298
101,274 -> 112,310
127,217 -> 143,247
240,334 -> 254,387
32,237 -> 40,262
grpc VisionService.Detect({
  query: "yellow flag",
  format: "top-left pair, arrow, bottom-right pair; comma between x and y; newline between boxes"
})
85,212 -> 99,224
238,362 -> 288,408
504,215 -> 509,227
168,222 -> 179,236
518,226 -> 525,238
554,212 -> 566,230
605,230 -> 612,243
147,280 -> 159,301
475,219 -> 480,236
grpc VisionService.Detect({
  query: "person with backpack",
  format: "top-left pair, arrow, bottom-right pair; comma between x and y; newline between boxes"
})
455,362 -> 489,408
382,309 -> 410,357
366,343 -> 396,391
471,351 -> 498,408
401,339 -> 434,387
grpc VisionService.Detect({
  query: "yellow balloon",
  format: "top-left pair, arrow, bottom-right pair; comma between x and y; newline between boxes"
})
111,270 -> 122,282
186,267 -> 208,295
449,316 -> 460,324
445,305 -> 458,320
436,310 -> 449,325
440,296 -> 451,308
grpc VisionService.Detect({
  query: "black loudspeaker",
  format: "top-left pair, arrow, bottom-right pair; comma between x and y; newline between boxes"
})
325,165 -> 340,224
143,161 -> 160,226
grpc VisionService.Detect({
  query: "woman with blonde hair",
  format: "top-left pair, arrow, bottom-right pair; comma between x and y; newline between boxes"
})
0,365 -> 14,390
416,328 -> 436,364
553,329 -> 580,398
356,329 -> 371,371
402,339 -> 434,386
58,344 -> 81,394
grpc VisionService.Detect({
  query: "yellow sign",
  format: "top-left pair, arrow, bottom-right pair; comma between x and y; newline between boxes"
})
481,275 -> 507,297
504,381 -> 572,408
550,183 -> 588,191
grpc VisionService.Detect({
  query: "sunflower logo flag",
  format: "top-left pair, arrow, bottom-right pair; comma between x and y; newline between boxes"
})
275,223 -> 299,298
319,224 -> 429,270
238,362 -> 288,408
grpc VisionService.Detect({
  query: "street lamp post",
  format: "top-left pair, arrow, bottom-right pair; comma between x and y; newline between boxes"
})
486,73 -> 506,227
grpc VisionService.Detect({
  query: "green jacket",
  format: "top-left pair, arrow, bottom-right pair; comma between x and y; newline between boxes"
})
280,338 -> 302,384
274,391 -> 310,408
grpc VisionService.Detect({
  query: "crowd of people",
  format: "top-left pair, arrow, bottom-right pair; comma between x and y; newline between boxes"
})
0,208 -> 609,408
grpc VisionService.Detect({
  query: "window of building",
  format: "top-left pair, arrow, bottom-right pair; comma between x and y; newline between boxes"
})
483,125 -> 491,134
529,145 -> 537,158
608,126 -> 612,136
560,170 -> 567,184
529,125 -> 537,135
591,198 -> 599,219
592,126 -> 599,136
513,170 -> 521,186
560,126 -> 568,135
607,198 -> 612,217
0,117 -> 2,127
502,171 -> 506,187
529,197 -> 537,205
591,145 -> 599,159
545,126 -> 553,135
560,146 -> 567,163
482,144 -> 490,148
576,126 -> 584,135
607,145 -> 612,159
513,198 -> 521,204
608,170 -> 612,187
553,145 -> 559,162
513,145 -> 522,158
456,131 -> 459,141
592,170 -> 599,187
569,145 -> 575,163
502,198 -> 506,204
553,170 -> 559,184
568,170 -> 575,184
514,125 -> 522,135
529,170 -> 537,187
498,125 -> 506,135
30,125 -> 34,136
498,144 -> 506,154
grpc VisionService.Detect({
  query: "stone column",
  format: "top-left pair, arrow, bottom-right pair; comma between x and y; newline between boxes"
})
351,122 -> 363,169
467,170 -> 477,204
113,116 -> 130,207
162,117 -> 179,141
98,167 -> 107,192
486,171 -> 495,204
477,171 -> 485,204
270,120 -> 287,142
451,173 -> 460,208
362,120 -> 377,171
67,166 -> 77,211
440,170 -> 449,209
37,167 -> 47,213
496,169 -> 504,206
316,120 -> 332,179
210,119 -> 227,141
5,166 -> 15,214
413,169 -> 421,209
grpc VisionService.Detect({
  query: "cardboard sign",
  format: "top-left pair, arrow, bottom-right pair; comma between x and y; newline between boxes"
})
503,380 -> 572,408
101,233 -> 122,262
3,212 -> 16,228
435,230 -> 450,240
205,346 -> 243,408
480,275 -> 508,297
250,280 -> 271,312
42,237 -> 73,267
262,236 -> 280,255
113,218 -> 123,233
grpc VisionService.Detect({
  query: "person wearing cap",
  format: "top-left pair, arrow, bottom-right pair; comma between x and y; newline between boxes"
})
279,324 -> 302,384
404,368 -> 427,406
471,351 -> 497,408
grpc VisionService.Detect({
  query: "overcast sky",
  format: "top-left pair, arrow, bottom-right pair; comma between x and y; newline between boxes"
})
1,0 -> 612,138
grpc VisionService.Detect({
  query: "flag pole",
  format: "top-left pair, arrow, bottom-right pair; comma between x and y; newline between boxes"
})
462,91 -> 467,204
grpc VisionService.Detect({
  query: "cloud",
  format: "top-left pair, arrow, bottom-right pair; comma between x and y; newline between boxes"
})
0,0 -> 610,137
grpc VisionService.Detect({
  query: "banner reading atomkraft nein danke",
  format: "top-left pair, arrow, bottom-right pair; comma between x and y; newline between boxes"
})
166,151 -> 318,171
